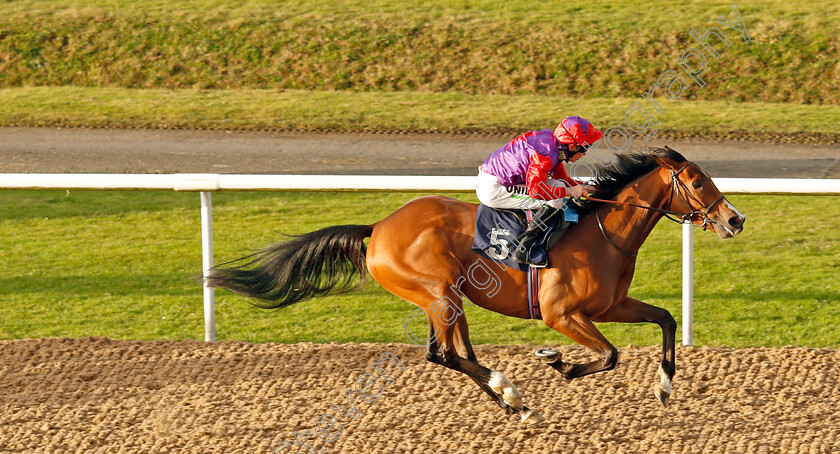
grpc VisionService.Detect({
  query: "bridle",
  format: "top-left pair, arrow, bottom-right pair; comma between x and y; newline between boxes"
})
587,161 -> 727,257
665,162 -> 727,228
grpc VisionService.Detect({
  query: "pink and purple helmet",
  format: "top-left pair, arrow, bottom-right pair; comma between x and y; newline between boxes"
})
553,116 -> 603,146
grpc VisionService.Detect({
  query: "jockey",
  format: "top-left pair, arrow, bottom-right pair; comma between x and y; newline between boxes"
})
476,116 -> 603,266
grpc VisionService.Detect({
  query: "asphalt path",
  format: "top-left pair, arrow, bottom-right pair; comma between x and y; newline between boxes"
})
1,127 -> 839,178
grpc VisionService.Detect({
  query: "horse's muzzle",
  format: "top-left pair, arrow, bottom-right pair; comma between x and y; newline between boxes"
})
729,214 -> 746,231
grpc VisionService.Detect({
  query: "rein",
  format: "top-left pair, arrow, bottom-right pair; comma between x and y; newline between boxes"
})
594,210 -> 638,257
583,196 -> 691,222
585,161 -> 727,256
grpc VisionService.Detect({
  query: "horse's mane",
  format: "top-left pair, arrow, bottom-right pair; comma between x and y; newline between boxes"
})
575,147 -> 687,215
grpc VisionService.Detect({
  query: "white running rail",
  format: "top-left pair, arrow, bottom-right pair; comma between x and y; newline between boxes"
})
2,173 -> 839,344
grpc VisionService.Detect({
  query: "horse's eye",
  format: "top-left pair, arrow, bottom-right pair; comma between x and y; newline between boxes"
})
692,179 -> 703,190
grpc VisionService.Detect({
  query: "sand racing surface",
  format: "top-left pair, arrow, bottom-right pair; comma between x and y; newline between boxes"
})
1,338 -> 838,453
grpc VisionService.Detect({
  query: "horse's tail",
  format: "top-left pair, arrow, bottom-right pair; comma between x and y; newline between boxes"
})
205,224 -> 374,309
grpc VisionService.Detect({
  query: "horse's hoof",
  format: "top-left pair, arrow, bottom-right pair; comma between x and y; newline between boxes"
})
520,408 -> 545,425
654,384 -> 670,406
535,347 -> 560,363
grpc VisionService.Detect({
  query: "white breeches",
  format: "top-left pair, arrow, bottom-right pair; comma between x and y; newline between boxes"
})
475,168 -> 569,210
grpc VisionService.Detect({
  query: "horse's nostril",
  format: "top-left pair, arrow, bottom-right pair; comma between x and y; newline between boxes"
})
729,216 -> 745,229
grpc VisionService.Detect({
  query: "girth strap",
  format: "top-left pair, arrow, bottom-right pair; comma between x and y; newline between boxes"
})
527,266 -> 541,320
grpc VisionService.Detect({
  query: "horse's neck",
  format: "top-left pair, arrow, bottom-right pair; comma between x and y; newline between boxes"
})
598,168 -> 671,255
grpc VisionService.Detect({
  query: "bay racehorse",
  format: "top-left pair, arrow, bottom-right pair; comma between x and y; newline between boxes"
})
205,147 -> 745,424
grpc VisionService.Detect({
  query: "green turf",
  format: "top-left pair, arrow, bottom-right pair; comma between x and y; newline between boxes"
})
0,190 -> 837,348
0,1 -> 838,140
2,87 -> 840,143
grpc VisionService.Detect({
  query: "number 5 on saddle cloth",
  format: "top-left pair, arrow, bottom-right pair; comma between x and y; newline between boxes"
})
472,203 -> 579,272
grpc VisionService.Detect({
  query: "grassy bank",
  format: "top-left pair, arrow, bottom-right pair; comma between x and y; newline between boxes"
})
3,87 -> 840,142
1,1 -> 838,104
0,190 -> 837,347
1,1 -> 838,139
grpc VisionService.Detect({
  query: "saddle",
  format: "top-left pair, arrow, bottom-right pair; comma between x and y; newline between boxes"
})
471,204 -> 579,272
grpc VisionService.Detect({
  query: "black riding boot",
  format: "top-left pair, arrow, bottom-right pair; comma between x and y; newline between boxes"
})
510,205 -> 559,267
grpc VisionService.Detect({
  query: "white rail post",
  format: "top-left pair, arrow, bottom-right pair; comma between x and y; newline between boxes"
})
682,221 -> 694,346
200,192 -> 216,342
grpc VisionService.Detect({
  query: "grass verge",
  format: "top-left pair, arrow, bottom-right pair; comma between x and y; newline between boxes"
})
0,190 -> 837,348
2,87 -> 840,143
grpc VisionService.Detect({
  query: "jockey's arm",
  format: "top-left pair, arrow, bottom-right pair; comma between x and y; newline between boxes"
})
550,161 -> 579,187
551,162 -> 594,197
525,153 -> 574,200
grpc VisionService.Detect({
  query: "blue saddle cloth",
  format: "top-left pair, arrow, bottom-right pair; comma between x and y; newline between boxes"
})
472,204 -> 572,272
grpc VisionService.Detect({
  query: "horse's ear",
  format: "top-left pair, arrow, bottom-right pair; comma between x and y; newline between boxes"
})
654,154 -> 681,171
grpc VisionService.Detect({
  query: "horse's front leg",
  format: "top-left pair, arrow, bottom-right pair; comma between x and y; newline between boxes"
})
541,312 -> 619,380
592,296 -> 677,405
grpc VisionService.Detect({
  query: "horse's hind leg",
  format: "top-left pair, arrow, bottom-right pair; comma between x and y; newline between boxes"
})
424,323 -> 509,411
420,293 -> 544,424
593,297 -> 676,405
369,241 -> 542,423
